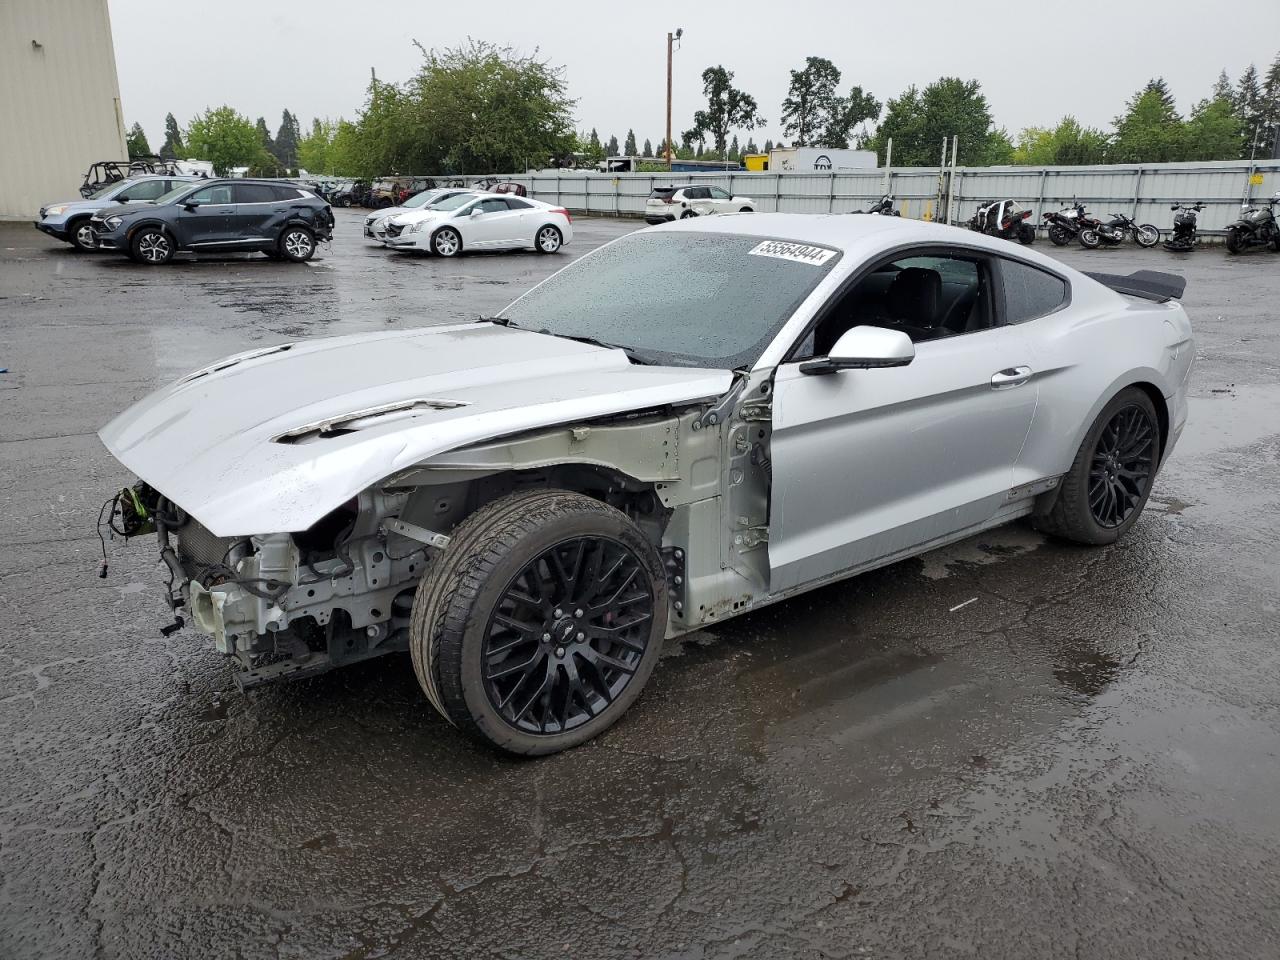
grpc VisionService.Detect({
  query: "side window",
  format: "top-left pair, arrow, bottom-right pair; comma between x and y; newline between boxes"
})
709,186 -> 731,199
477,198 -> 509,214
795,251 -> 996,359
232,183 -> 276,204
186,184 -> 233,204
118,180 -> 167,201
1001,259 -> 1068,323
503,197 -> 534,210
272,185 -> 302,202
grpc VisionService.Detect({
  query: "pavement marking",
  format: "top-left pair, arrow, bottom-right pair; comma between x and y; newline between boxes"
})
949,597 -> 979,613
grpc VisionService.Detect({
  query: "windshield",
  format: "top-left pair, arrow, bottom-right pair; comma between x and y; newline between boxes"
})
153,183 -> 197,205
429,192 -> 479,212
404,190 -> 441,209
502,232 -> 840,368
90,181 -> 125,200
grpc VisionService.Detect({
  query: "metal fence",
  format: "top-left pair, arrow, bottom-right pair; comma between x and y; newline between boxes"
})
458,159 -> 1280,235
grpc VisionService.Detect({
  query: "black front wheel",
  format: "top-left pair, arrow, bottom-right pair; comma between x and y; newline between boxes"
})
1035,387 -> 1160,545
1225,227 -> 1243,254
1134,224 -> 1160,248
1079,228 -> 1101,249
1018,222 -> 1036,245
410,490 -> 667,755
1048,224 -> 1071,246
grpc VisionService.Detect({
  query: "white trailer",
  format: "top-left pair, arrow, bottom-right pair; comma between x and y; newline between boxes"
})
768,147 -> 877,173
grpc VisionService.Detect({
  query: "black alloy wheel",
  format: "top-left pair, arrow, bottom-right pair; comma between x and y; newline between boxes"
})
481,536 -> 654,735
1087,404 -> 1156,529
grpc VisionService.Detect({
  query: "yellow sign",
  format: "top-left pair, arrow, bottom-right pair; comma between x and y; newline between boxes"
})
1250,173 -> 1265,185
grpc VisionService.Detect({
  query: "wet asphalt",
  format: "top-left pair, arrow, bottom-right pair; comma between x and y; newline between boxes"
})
0,211 -> 1278,959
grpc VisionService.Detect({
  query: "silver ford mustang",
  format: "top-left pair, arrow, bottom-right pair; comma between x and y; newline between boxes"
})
99,214 -> 1194,754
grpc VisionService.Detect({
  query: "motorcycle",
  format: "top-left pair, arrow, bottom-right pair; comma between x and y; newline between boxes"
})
853,195 -> 900,216
1042,201 -> 1096,246
1224,192 -> 1279,254
1162,202 -> 1206,252
1079,212 -> 1159,249
967,199 -> 1035,244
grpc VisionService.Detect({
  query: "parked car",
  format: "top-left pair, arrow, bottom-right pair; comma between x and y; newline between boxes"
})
35,175 -> 199,251
98,214 -> 1192,755
363,188 -> 475,243
383,192 -> 572,256
645,184 -> 755,223
89,179 -> 334,265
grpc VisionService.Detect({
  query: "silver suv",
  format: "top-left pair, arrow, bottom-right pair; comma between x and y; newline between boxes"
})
35,175 -> 199,251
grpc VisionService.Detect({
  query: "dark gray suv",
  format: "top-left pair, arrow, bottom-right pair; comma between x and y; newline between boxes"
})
90,179 -> 335,265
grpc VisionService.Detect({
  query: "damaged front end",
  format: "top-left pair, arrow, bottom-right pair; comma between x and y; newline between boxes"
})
103,482 -> 442,689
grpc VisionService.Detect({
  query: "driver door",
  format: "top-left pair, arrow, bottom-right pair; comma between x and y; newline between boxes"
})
462,197 -> 522,247
174,183 -> 236,246
766,248 -> 1038,593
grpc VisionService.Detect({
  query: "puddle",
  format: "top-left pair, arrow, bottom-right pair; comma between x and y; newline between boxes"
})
1178,384 -> 1280,458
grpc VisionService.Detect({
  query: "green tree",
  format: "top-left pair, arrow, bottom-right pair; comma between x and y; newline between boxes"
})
606,133 -> 619,156
745,136 -> 758,154
866,77 -> 1008,165
297,118 -> 336,174
642,137 -> 653,157
624,129 -> 637,155
819,86 -> 880,148
125,122 -> 151,158
1183,96 -> 1245,160
781,56 -> 842,146
763,138 -> 774,152
185,106 -> 266,175
1260,52 -> 1280,152
255,117 -> 275,158
1013,116 -> 1109,165
273,109 -> 301,168
1211,70 -> 1234,102
686,66 -> 763,158
728,134 -> 740,160
1235,65 -> 1263,137
1111,79 -> 1184,162
159,112 -> 183,159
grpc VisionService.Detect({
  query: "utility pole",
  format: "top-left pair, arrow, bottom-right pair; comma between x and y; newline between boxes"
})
665,28 -> 682,169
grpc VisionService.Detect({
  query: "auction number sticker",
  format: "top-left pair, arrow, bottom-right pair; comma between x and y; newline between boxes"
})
748,240 -> 837,265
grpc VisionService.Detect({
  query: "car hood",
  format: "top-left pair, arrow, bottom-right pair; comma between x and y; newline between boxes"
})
367,205 -> 409,222
392,208 -> 454,226
42,198 -> 111,215
99,323 -> 732,536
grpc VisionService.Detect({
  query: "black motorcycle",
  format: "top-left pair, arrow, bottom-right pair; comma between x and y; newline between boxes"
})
854,195 -> 900,216
967,199 -> 1035,244
1224,193 -> 1279,254
1042,201 -> 1095,246
1079,212 -> 1159,249
1162,202 -> 1206,252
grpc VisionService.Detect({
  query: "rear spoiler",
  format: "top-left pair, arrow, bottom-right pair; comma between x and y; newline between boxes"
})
1084,269 -> 1186,303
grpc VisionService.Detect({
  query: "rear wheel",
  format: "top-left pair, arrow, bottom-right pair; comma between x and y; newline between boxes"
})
130,227 -> 173,265
1079,228 -> 1101,249
739,206 -> 753,213
1035,387 -> 1160,546
279,227 -> 315,262
1048,224 -> 1071,246
409,490 -> 667,755
535,224 -> 562,253
1225,227 -> 1243,254
1134,224 -> 1159,248
1018,223 -> 1035,245
69,218 -> 96,252
432,226 -> 462,257
679,209 -> 696,219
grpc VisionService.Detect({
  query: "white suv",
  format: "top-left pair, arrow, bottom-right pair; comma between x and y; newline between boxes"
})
644,185 -> 755,224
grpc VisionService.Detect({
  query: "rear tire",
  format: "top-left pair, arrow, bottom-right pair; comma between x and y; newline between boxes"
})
739,206 -> 753,213
1018,223 -> 1035,245
1034,387 -> 1160,546
534,224 -> 562,253
409,490 -> 667,755
1048,224 -> 1071,246
1135,224 -> 1159,248
679,209 -> 696,219
279,227 -> 315,262
1225,227 -> 1243,254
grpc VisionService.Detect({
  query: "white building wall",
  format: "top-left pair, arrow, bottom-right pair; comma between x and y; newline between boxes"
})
0,0 -> 128,219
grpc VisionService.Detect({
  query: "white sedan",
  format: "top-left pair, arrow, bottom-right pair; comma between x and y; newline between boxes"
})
384,192 -> 573,257
362,188 -> 474,243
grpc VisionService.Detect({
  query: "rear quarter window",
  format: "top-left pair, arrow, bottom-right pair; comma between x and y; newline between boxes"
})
1001,259 -> 1068,323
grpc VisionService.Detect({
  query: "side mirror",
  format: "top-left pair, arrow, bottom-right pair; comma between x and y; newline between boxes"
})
183,198 -> 201,209
114,196 -> 129,203
800,326 -> 915,375
470,207 -> 484,217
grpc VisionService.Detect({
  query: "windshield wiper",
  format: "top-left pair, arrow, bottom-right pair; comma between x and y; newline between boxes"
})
474,315 -> 515,326
535,329 -> 651,365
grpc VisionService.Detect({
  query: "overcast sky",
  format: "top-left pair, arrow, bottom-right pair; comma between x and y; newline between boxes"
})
110,0 -> 1280,154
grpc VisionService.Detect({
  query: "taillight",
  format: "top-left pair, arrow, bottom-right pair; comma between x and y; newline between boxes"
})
553,207 -> 571,222
1020,210 -> 1032,219
663,197 -> 674,204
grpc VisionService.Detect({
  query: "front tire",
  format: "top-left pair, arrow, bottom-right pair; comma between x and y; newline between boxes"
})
679,209 -> 696,219
279,227 -> 315,262
1134,224 -> 1159,248
1018,222 -> 1035,245
1079,228 -> 1101,249
69,218 -> 96,252
432,226 -> 462,257
130,227 -> 174,265
534,224 -> 562,253
1048,224 -> 1071,246
1034,387 -> 1160,546
409,490 -> 667,755
1225,227 -> 1243,254
739,206 -> 753,213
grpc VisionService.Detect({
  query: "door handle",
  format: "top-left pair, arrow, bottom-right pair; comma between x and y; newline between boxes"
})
990,366 -> 1032,388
